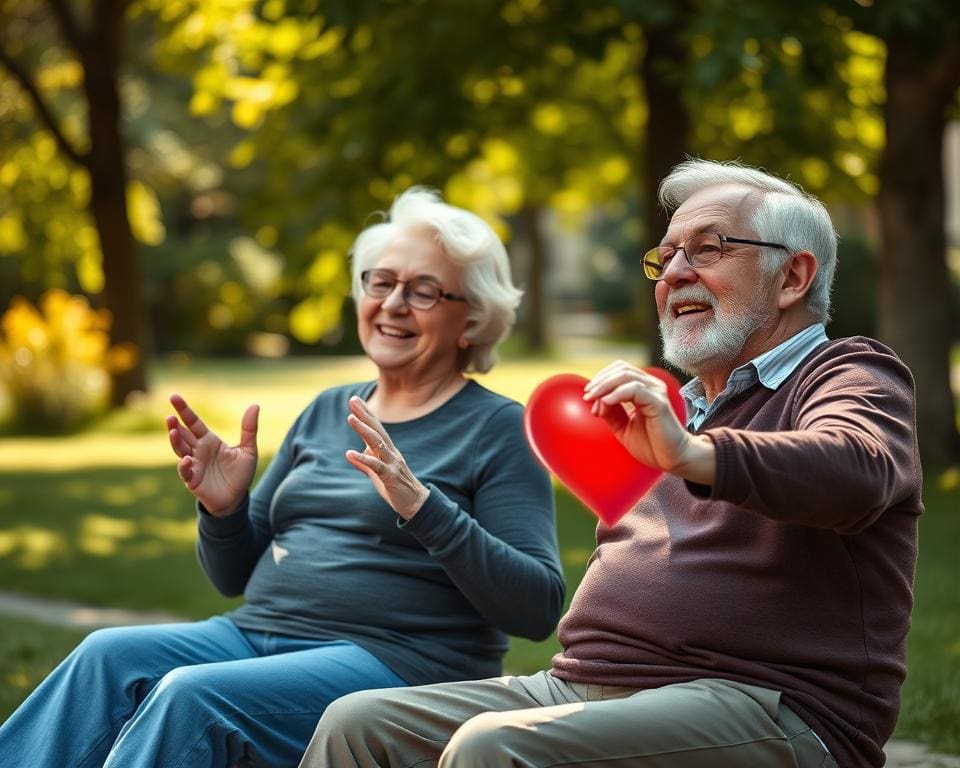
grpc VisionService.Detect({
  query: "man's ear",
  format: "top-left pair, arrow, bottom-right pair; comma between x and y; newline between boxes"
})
778,250 -> 818,311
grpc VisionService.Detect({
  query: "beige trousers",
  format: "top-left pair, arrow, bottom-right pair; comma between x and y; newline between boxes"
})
298,672 -> 837,768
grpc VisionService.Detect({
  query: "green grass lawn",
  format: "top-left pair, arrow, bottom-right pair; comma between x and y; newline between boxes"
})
0,355 -> 957,753
893,479 -> 960,751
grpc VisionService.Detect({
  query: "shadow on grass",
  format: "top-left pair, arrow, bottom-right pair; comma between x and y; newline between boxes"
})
0,465 -> 242,618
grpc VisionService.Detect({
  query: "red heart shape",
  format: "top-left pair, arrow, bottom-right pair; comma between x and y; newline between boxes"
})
524,367 -> 685,527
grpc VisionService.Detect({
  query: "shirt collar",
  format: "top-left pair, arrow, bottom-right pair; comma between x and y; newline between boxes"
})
679,323 -> 828,427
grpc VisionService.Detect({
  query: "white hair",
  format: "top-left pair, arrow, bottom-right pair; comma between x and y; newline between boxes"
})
350,187 -> 522,373
659,159 -> 838,322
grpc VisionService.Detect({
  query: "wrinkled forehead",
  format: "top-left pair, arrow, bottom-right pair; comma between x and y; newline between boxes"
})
376,226 -> 462,285
665,184 -> 762,241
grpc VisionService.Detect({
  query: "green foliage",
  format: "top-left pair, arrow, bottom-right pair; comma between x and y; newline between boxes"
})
0,290 -> 136,434
689,2 -> 885,200
3,0 -> 920,361
828,231 -> 877,339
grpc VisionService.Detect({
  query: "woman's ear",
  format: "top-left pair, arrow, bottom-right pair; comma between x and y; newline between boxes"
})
458,318 -> 477,349
778,250 -> 818,311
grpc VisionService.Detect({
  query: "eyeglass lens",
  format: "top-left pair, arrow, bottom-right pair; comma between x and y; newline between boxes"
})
363,270 -> 444,308
643,233 -> 724,279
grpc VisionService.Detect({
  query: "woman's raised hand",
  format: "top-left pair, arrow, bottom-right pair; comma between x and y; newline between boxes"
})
345,396 -> 429,520
166,394 -> 260,517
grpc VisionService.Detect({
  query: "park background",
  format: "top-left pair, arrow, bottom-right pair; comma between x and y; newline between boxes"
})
1,0 -> 959,758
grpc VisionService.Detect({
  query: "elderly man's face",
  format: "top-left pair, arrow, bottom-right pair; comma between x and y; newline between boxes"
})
655,185 -> 778,376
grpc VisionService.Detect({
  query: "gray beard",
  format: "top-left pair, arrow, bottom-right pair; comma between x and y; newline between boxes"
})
660,285 -> 772,377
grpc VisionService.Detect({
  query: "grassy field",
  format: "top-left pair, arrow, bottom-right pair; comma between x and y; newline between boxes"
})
0,354 -> 958,753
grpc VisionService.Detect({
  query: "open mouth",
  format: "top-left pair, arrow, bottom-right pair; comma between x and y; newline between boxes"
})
377,324 -> 416,339
673,302 -> 712,318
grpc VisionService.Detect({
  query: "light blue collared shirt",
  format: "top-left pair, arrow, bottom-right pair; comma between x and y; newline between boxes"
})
681,323 -> 829,430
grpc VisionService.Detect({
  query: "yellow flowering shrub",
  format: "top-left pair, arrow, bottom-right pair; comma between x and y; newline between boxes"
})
0,290 -> 130,433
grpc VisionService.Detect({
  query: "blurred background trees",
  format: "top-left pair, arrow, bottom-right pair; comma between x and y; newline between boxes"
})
1,0 -> 958,465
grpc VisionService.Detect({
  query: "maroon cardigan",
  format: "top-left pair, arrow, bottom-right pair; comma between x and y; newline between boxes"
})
552,337 -> 922,768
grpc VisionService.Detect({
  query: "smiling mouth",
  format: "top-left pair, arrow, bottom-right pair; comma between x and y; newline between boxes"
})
673,302 -> 712,318
377,324 -> 416,339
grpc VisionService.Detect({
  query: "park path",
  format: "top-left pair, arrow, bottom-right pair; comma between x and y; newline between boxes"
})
1,589 -> 958,768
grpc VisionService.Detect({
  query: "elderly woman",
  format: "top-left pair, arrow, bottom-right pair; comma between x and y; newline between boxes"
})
0,188 -> 564,768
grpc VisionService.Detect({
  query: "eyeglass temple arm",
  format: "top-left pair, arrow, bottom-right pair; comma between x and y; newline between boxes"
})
720,236 -> 789,250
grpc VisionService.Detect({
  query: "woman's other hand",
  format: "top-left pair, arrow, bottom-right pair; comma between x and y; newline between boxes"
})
345,396 -> 429,520
166,394 -> 260,517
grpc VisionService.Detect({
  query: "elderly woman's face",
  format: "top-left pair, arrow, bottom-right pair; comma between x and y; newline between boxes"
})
358,227 -> 470,379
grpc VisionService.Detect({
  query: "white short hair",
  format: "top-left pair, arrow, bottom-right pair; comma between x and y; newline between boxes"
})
351,187 -> 522,373
659,159 -> 838,322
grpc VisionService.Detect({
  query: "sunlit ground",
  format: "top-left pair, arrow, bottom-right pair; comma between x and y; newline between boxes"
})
0,352 -> 624,470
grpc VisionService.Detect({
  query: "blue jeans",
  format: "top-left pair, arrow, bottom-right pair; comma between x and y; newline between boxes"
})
0,616 -> 407,768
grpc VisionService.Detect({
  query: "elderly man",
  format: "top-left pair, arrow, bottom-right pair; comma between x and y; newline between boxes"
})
298,160 -> 922,768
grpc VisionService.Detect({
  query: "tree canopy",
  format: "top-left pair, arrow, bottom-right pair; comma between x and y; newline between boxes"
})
1,0 -> 958,462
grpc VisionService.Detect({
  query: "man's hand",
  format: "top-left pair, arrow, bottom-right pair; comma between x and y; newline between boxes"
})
582,361 -> 715,486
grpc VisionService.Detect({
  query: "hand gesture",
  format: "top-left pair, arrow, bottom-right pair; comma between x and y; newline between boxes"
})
583,361 -> 714,484
345,396 -> 429,520
166,394 -> 260,517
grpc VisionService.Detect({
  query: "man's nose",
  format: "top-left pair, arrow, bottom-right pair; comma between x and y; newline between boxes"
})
661,249 -> 697,286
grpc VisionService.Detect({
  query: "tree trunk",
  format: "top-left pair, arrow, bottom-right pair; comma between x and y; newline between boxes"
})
521,205 -> 547,351
82,1 -> 149,404
640,10 -> 691,368
877,33 -> 960,468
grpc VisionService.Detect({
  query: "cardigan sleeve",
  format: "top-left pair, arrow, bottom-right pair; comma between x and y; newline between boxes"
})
400,401 -> 565,639
699,340 -> 921,533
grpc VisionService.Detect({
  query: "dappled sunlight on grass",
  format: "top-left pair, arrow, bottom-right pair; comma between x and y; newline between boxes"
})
141,517 -> 199,544
936,466 -> 960,491
0,508 -> 200,568
78,514 -> 137,556
0,527 -> 67,569
0,464 -> 241,616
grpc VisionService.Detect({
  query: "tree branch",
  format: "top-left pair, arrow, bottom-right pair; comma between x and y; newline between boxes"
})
0,44 -> 89,168
91,0 -> 129,76
47,0 -> 87,57
930,38 -> 960,109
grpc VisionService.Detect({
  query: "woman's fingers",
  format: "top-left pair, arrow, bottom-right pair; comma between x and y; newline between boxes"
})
346,448 -> 381,473
347,414 -> 392,458
347,399 -> 395,454
169,393 -> 210,439
176,455 -> 195,487
166,415 -> 195,458
238,404 -> 259,452
349,397 -> 395,446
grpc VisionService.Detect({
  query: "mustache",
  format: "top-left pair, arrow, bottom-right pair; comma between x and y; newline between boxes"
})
663,287 -> 717,312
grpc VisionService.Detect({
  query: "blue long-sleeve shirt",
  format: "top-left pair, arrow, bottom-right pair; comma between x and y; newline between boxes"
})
197,380 -> 564,684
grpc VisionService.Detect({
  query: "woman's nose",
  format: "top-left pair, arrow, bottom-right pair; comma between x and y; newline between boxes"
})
380,283 -> 409,311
